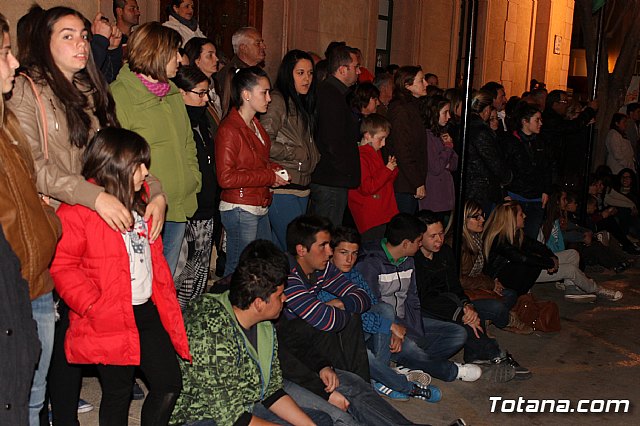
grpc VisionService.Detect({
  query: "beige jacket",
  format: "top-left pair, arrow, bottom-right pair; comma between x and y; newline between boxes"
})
7,74 -> 163,210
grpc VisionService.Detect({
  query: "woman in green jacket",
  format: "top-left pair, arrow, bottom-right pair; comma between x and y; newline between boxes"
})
111,22 -> 201,277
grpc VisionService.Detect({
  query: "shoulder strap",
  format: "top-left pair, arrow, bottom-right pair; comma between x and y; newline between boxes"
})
19,72 -> 49,160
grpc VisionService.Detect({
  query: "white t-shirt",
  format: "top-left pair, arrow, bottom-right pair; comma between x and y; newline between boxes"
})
121,212 -> 153,305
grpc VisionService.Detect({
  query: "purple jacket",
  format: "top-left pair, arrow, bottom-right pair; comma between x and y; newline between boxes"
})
420,129 -> 458,212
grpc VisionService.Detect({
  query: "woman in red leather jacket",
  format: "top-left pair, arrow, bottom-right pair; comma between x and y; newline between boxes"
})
216,66 -> 288,275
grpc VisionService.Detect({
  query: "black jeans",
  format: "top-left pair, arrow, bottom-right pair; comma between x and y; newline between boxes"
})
47,298 -> 82,426
97,301 -> 182,426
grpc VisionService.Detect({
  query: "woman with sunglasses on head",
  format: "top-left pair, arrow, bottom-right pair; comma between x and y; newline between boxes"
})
461,201 -> 531,334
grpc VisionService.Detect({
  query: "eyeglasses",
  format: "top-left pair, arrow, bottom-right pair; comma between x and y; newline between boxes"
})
188,90 -> 209,98
469,213 -> 486,220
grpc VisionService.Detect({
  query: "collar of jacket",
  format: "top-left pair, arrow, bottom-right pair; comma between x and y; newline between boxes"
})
324,75 -> 350,95
116,64 -> 180,107
224,107 -> 267,139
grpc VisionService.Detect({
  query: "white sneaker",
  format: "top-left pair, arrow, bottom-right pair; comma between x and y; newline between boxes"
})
596,287 -> 623,301
454,363 -> 482,382
392,365 -> 432,388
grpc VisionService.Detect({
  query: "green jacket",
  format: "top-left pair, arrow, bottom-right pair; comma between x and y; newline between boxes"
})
111,65 -> 201,222
171,292 -> 284,425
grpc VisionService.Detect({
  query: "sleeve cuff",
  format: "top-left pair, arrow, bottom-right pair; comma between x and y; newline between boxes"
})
233,412 -> 252,426
262,388 -> 287,408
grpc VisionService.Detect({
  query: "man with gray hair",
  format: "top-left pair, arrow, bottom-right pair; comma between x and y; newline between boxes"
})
215,26 -> 266,100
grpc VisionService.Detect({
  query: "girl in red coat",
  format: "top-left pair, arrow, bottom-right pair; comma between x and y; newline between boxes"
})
50,128 -> 191,426
348,114 -> 400,240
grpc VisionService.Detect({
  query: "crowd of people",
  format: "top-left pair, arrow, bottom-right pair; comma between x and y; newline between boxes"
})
2,1 -> 639,425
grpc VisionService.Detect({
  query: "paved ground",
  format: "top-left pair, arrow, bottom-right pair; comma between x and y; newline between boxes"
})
74,263 -> 639,426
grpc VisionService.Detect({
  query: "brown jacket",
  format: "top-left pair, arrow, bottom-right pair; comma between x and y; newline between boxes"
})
0,100 -> 60,300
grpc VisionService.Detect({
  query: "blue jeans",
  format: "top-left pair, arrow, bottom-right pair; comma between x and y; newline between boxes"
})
285,369 -> 415,426
253,402 -> 332,426
391,317 -> 466,382
471,288 -> 518,328
395,192 -> 418,215
220,207 -> 271,275
30,292 -> 55,426
310,183 -> 347,227
365,303 -> 413,393
269,193 -> 309,252
162,221 -> 187,278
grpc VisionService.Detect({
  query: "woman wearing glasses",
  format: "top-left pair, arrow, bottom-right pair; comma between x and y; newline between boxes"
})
460,201 -> 532,334
170,66 -> 216,308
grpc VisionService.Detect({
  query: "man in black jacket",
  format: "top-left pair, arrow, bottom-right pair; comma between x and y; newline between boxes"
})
310,44 -> 361,226
541,90 -> 597,184
414,211 -> 531,381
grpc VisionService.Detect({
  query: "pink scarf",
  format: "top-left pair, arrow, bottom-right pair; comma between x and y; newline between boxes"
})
135,73 -> 171,98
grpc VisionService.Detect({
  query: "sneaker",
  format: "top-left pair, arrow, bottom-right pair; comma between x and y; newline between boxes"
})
564,286 -> 597,303
372,381 -> 410,401
392,365 -> 432,388
132,380 -> 145,400
596,287 -> 623,301
454,363 -> 482,382
499,353 -> 532,380
410,383 -> 442,403
554,281 -> 567,291
504,311 -> 533,335
77,399 -> 94,414
486,361 -> 516,383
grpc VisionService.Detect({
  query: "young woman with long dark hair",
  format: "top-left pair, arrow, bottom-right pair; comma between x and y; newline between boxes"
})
259,49 -> 320,250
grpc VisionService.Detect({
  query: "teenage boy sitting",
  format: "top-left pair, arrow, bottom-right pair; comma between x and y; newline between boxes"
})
278,215 -> 425,426
356,213 -> 482,383
322,226 -> 441,402
348,113 -> 400,241
172,240 -> 331,426
413,210 -> 531,382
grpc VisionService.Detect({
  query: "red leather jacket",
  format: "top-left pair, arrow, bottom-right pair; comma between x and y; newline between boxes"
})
215,108 -> 279,207
50,197 -> 191,365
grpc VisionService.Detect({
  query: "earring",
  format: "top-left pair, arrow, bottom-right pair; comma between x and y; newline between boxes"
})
245,98 -> 250,101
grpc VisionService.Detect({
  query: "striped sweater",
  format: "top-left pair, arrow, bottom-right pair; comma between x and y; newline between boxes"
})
283,255 -> 371,332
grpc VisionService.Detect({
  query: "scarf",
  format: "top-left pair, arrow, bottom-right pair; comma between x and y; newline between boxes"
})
135,73 -> 171,98
169,11 -> 199,32
469,233 -> 485,277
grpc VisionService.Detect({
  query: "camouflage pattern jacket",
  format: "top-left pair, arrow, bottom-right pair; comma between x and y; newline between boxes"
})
171,292 -> 285,426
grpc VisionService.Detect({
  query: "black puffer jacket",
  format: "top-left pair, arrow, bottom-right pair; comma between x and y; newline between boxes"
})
464,114 -> 511,204
502,130 -> 553,199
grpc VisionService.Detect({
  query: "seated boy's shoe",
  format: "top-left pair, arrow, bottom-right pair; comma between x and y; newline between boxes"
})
585,264 -> 605,273
132,380 -> 145,400
454,363 -> 482,382
486,362 -> 516,383
392,365 -> 431,388
498,353 -> 532,380
554,281 -> 567,291
410,383 -> 442,403
372,381 -> 410,401
595,287 -> 623,301
77,399 -> 94,414
564,285 -> 596,303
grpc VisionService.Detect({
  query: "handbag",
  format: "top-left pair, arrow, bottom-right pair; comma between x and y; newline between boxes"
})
514,294 -> 561,332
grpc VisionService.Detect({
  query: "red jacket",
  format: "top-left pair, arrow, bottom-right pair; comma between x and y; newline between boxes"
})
50,201 -> 191,365
348,144 -> 399,233
216,108 -> 279,207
